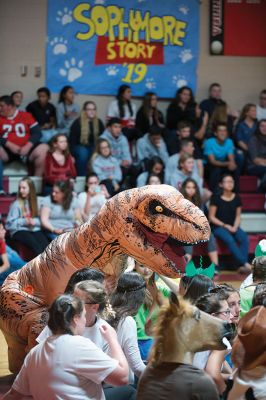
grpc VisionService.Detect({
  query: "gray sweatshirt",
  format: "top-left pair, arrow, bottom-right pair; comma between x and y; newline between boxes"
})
6,200 -> 42,236
101,130 -> 132,164
136,133 -> 169,165
165,154 -> 200,185
56,102 -> 80,135
168,169 -> 203,195
92,155 -> 122,184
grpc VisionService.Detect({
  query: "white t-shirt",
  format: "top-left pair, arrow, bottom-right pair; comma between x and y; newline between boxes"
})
193,350 -> 211,370
37,317 -> 109,352
107,100 -> 137,122
13,335 -> 118,400
115,316 -> 146,383
256,105 -> 266,121
78,192 -> 106,222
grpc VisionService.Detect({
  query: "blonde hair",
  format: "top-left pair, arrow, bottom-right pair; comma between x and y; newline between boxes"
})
90,138 -> 111,165
74,280 -> 113,317
75,280 -> 106,303
178,153 -> 193,170
80,101 -> 100,145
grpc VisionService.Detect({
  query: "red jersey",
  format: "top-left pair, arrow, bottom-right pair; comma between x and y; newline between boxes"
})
0,110 -> 38,147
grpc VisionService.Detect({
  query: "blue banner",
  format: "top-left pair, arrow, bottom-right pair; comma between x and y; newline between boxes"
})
46,0 -> 200,98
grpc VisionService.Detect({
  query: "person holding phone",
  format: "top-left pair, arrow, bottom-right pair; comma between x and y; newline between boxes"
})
78,173 -> 108,222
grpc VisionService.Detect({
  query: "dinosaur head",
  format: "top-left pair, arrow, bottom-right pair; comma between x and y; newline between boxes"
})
115,185 -> 210,277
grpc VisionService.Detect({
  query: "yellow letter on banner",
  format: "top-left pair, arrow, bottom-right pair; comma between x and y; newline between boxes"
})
129,10 -> 150,43
91,6 -> 109,36
149,17 -> 164,41
73,3 -> 95,41
107,42 -> 116,60
173,20 -> 187,45
162,16 -> 176,45
107,6 -> 122,42
118,8 -> 129,41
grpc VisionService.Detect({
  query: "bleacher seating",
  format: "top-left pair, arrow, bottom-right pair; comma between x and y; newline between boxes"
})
238,175 -> 265,212
192,175 -> 265,267
239,176 -> 266,232
3,161 -> 28,177
0,195 -> 16,216
240,193 -> 265,212
239,175 -> 258,193
0,173 -> 265,265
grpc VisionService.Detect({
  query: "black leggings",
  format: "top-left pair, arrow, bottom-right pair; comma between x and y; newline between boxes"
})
12,230 -> 50,257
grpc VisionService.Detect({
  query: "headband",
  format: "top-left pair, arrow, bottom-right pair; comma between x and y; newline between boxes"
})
118,282 -> 146,294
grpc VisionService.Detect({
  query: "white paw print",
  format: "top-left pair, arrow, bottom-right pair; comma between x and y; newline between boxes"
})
179,5 -> 189,15
145,78 -> 156,90
56,8 -> 73,26
94,0 -> 105,3
179,49 -> 193,63
172,75 -> 188,88
59,58 -> 84,82
106,66 -> 119,76
50,37 -> 68,55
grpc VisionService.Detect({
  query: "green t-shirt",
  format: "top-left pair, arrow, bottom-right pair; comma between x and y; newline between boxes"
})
134,282 -> 170,341
240,285 -> 255,317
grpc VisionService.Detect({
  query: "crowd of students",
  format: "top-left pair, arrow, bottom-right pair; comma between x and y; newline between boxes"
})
1,82 -> 265,279
0,84 -> 265,186
0,82 -> 266,399
3,255 -> 266,399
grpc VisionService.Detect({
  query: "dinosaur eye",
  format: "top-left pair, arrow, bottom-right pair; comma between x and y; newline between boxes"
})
155,206 -> 163,213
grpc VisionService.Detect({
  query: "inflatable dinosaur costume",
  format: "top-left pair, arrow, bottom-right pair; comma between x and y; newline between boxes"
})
0,185 -> 210,373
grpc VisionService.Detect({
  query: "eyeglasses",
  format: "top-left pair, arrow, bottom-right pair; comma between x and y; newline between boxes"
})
222,179 -> 234,183
214,309 -> 231,317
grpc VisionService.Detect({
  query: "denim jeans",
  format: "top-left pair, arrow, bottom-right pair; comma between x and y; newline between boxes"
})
212,226 -> 249,266
0,245 -> 26,285
72,145 -> 94,176
40,128 -> 58,143
247,165 -> 266,179
46,232 -> 58,241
